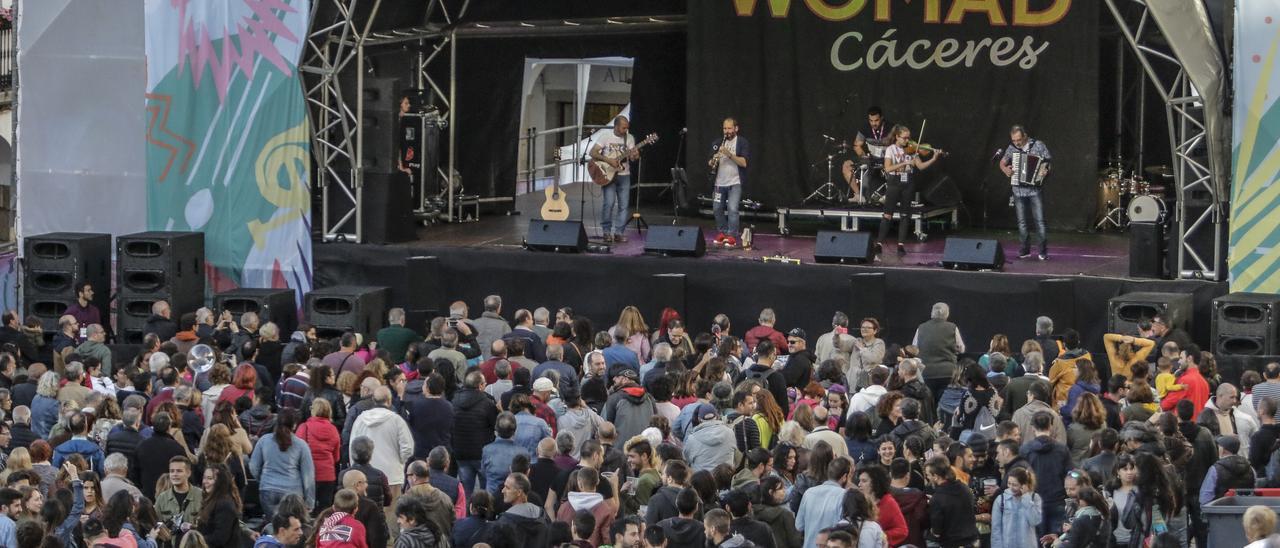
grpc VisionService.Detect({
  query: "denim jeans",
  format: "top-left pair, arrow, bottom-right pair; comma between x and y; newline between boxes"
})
1039,498 -> 1067,538
1014,191 -> 1047,255
458,459 -> 481,497
713,184 -> 741,235
601,173 -> 631,236
260,489 -> 289,523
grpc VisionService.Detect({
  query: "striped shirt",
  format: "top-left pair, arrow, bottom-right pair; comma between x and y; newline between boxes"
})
1250,381 -> 1280,420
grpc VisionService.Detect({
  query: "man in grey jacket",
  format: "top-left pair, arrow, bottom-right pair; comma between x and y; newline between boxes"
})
474,295 -> 512,359
683,404 -> 736,472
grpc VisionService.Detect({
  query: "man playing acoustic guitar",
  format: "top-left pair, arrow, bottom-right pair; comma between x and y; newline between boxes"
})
590,115 -> 640,243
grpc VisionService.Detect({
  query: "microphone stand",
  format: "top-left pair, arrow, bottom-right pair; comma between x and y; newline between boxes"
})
668,129 -> 687,221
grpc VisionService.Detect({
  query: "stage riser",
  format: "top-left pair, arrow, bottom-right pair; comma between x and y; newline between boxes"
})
315,245 -> 1229,380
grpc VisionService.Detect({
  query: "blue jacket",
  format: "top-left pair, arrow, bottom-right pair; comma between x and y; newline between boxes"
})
31,394 -> 59,438
249,434 -> 316,508
1060,382 -> 1101,421
709,136 -> 751,188
602,344 -> 640,372
513,411 -> 552,456
53,437 -> 105,476
480,438 -> 528,494
53,481 -> 85,548
990,489 -> 1042,548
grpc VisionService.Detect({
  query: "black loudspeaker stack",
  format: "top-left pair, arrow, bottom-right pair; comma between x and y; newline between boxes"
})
525,220 -> 588,253
116,232 -> 205,343
361,77 -> 402,175
362,171 -> 415,244
814,231 -> 873,264
644,226 -> 706,257
1212,293 -> 1280,357
305,285 -> 390,337
214,288 -> 298,338
1107,291 -> 1193,335
24,233 -> 112,332
941,237 -> 1005,270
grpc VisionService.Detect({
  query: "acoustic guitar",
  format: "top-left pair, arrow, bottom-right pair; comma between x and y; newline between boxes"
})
540,148 -> 570,221
588,133 -> 659,186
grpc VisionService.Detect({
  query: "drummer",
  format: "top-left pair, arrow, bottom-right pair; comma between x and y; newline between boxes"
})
843,134 -> 872,202
856,106 -> 893,156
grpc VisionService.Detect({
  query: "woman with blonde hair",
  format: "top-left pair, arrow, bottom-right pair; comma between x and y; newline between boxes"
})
1244,505 -> 1278,547
1102,333 -> 1155,380
617,306 -> 652,363
0,447 -> 32,484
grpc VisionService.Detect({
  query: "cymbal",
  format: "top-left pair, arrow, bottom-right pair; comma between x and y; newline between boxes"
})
1144,165 -> 1173,177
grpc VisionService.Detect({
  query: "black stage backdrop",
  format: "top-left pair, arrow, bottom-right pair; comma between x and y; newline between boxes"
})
439,32 -> 687,203
688,0 -> 1098,229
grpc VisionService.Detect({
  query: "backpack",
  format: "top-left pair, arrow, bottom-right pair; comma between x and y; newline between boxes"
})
959,404 -> 997,444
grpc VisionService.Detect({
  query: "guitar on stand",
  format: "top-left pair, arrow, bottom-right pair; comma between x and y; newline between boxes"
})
540,148 -> 570,221
587,133 -> 659,185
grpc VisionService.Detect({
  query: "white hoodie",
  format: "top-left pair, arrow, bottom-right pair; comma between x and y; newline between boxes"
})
848,384 -> 887,417
350,406 -> 415,485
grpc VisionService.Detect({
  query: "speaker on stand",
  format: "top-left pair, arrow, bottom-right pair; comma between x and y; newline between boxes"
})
116,232 -> 205,343
23,233 -> 112,333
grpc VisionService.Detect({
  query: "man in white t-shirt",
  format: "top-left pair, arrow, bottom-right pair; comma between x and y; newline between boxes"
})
709,118 -> 750,246
591,116 -> 638,243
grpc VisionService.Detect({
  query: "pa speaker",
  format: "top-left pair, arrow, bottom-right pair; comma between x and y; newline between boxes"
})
215,288 -> 299,337
941,237 -> 1005,270
362,172 -> 415,244
814,231 -> 873,264
644,225 -> 706,257
1129,222 -> 1166,279
920,175 -> 962,207
360,77 -> 402,175
1107,291 -> 1193,335
117,231 -> 204,299
23,232 -> 112,332
525,220 -> 587,253
305,285 -> 390,337
1213,293 -> 1280,356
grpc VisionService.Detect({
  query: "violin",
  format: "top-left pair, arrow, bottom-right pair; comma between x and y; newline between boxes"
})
904,140 -> 948,158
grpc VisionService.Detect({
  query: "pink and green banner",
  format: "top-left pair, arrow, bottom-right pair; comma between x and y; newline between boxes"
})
144,0 -> 312,302
1232,4 -> 1280,292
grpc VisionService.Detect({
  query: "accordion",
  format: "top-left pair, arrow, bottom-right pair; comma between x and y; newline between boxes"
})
1010,151 -> 1047,187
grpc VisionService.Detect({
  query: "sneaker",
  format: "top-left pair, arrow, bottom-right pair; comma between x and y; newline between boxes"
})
715,232 -> 727,244
897,244 -> 907,257
873,242 -> 883,256
1017,251 -> 1031,259
725,235 -> 738,247
614,234 -> 628,243
1038,254 -> 1049,261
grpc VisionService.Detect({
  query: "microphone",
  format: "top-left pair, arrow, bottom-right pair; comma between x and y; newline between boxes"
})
821,134 -> 837,141
680,127 -> 688,135
990,148 -> 1004,163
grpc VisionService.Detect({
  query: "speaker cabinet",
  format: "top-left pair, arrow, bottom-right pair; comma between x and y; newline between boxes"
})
305,285 -> 390,337
941,237 -> 1005,270
1213,293 -> 1280,357
362,172 -> 415,244
814,231 -> 873,264
644,225 -> 706,257
116,232 -> 205,342
23,232 -> 112,332
525,220 -> 587,253
1107,292 -> 1193,335
361,77 -> 402,175
215,288 -> 299,337
1129,222 -> 1167,279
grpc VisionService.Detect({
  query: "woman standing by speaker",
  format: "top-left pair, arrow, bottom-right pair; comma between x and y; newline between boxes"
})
878,125 -> 940,258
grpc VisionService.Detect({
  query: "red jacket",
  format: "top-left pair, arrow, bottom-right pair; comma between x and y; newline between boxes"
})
317,511 -> 369,548
877,492 -> 909,546
744,325 -> 788,354
478,357 -> 503,385
297,416 -> 341,482
219,386 -> 253,406
1160,366 -> 1211,415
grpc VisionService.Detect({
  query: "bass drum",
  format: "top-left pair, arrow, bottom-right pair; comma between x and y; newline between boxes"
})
1127,194 -> 1166,224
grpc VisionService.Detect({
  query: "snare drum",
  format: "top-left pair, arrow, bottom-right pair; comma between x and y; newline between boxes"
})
1127,194 -> 1166,223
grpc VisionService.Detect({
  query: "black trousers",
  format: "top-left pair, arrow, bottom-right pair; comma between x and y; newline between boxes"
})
878,179 -> 914,244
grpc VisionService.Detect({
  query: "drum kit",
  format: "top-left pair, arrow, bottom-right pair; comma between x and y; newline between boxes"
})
805,137 -> 886,206
1095,158 -> 1171,230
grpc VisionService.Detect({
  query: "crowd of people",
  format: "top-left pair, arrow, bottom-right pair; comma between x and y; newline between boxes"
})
0,291 -> 1276,548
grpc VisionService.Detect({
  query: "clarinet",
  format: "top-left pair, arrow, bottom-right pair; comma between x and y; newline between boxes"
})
707,137 -> 727,182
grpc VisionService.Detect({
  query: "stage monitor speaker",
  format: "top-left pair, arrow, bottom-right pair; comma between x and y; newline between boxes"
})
1213,293 -> 1280,357
644,225 -> 706,257
1129,222 -> 1166,279
525,220 -> 587,253
362,171 -> 415,244
23,232 -> 112,331
215,288 -> 299,337
1038,278 -> 1077,331
941,237 -> 1005,270
1214,354 -> 1280,386
848,272 -> 886,322
814,231 -> 873,264
305,285 -> 390,337
118,293 -> 192,344
920,175 -> 962,207
1107,291 -> 1193,335
360,77 -> 402,175
117,231 -> 205,307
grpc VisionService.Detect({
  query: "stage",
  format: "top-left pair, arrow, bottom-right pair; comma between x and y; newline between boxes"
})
315,183 -> 1228,370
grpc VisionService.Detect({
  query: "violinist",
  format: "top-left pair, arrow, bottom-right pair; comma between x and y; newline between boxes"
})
998,125 -> 1051,260
877,124 -> 940,258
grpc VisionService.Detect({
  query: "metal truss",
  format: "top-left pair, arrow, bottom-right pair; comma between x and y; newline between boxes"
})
1105,0 -> 1228,280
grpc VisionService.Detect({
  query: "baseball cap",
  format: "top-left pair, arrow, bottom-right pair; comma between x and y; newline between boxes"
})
532,377 -> 555,392
787,328 -> 807,340
692,403 -> 719,426
608,364 -> 639,381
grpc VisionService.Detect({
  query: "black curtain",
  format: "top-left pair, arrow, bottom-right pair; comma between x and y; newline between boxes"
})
444,32 -> 687,203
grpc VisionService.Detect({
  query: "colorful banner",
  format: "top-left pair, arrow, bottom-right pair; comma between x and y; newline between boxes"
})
1231,5 -> 1280,292
144,0 -> 312,304
688,0 -> 1098,229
